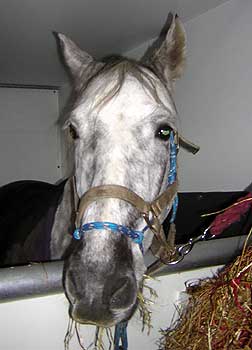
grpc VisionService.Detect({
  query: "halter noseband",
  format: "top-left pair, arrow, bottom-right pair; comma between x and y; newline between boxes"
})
73,131 -> 179,263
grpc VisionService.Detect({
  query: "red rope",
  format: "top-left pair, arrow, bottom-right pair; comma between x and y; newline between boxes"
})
209,193 -> 252,236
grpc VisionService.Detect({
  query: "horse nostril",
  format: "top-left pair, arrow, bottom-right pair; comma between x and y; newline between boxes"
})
110,276 -> 136,310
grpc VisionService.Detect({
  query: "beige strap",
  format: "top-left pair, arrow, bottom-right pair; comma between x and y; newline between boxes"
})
151,182 -> 178,217
75,182 -> 178,232
76,184 -> 150,228
179,134 -> 200,154
71,176 -> 80,213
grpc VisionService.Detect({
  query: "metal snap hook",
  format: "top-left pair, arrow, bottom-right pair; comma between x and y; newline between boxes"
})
172,227 -> 214,264
178,241 -> 194,256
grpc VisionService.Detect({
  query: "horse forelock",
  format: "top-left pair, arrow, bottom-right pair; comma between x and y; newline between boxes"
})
71,57 -> 171,115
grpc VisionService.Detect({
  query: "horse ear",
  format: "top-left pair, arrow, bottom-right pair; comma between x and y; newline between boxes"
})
55,32 -> 102,85
142,14 -> 186,85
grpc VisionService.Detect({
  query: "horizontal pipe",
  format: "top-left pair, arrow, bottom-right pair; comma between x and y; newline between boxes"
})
0,83 -> 59,91
0,261 -> 63,303
0,235 -> 248,302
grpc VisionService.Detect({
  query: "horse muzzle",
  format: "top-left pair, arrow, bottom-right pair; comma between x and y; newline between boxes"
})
63,233 -> 138,327
69,274 -> 137,326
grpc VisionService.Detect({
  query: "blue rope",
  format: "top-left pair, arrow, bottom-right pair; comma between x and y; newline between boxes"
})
167,132 -> 177,185
168,131 -> 178,224
114,322 -> 128,350
73,222 -> 146,252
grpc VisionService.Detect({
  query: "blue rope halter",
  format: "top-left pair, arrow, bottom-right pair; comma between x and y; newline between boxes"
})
73,221 -> 147,252
72,131 -> 178,350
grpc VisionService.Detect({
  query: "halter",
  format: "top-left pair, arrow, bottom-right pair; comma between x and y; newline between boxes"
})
73,131 -> 179,262
70,131 -> 199,350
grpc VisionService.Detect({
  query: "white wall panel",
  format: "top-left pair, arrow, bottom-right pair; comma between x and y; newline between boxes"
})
175,0 -> 252,192
0,87 -> 62,185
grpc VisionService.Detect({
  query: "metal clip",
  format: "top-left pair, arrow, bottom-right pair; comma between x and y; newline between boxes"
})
169,227 -> 214,265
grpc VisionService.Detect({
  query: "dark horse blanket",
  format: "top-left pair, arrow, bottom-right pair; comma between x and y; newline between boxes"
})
0,178 -> 249,267
0,180 -> 66,266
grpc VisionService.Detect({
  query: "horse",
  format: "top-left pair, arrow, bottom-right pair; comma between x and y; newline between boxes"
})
0,14 -> 187,328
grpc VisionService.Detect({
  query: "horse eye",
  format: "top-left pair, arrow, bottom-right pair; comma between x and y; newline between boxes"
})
69,124 -> 79,140
156,124 -> 172,141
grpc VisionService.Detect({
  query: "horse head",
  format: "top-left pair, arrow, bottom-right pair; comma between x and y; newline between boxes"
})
56,15 -> 186,327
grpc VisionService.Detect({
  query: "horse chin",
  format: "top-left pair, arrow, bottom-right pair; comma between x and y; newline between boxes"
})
69,299 -> 138,328
66,289 -> 139,327
68,291 -> 140,327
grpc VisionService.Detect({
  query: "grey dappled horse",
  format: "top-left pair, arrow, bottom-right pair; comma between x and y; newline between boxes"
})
2,15 -> 186,328
54,15 -> 186,327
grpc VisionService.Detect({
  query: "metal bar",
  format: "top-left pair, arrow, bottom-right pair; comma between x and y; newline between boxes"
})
0,235 -> 248,303
0,261 -> 63,303
0,83 -> 59,91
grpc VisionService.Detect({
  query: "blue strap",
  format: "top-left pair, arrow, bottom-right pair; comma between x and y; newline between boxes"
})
73,222 -> 146,251
168,132 -> 177,185
114,322 -> 128,350
168,131 -> 178,224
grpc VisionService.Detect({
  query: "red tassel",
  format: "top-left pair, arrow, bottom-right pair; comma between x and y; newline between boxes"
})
209,193 -> 252,236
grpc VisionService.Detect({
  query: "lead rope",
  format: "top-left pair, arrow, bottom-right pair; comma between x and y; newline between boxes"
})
114,131 -> 178,350
114,321 -> 128,350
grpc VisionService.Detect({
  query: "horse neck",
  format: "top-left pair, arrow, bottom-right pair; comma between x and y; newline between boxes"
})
50,177 -> 76,259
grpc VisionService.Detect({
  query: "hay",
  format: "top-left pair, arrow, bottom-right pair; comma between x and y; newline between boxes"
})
160,238 -> 252,350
